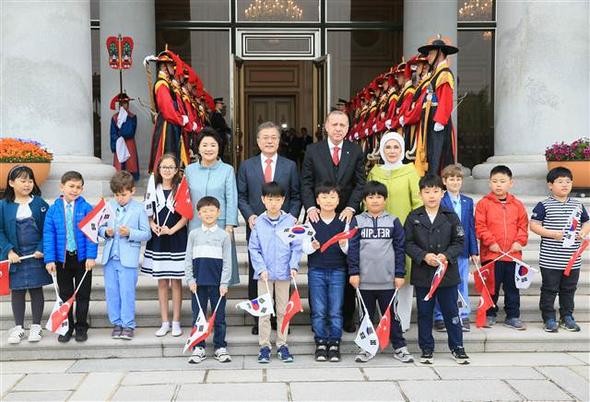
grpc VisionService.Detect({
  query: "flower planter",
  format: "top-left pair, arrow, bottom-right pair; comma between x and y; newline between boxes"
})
0,162 -> 51,191
547,161 -> 590,188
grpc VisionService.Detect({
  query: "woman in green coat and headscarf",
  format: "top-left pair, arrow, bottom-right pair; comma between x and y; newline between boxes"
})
367,131 -> 422,331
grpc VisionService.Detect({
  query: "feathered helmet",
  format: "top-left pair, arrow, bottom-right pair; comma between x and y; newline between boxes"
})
109,92 -> 133,110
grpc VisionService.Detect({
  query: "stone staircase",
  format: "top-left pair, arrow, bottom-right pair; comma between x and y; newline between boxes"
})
1,196 -> 589,361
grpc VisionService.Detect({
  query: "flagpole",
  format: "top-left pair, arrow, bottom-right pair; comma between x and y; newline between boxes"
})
1,254 -> 36,264
73,270 -> 90,296
192,290 -> 204,317
264,279 -> 274,316
473,260 -> 496,308
161,209 -> 172,228
212,295 -> 224,316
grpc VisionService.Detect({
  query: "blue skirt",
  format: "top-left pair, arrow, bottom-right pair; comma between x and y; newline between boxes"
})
10,218 -> 52,290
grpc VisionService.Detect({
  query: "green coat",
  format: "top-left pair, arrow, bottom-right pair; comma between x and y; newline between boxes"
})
367,163 -> 422,280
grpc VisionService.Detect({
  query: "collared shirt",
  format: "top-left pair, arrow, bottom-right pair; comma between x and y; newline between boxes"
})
448,193 -> 462,220
201,224 -> 218,233
260,153 -> 278,181
63,199 -> 77,252
327,138 -> 343,162
111,203 -> 128,260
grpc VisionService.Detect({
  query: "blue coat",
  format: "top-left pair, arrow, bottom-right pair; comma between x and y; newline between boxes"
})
99,199 -> 151,268
185,160 -> 239,231
43,196 -> 98,263
237,154 -> 301,220
0,196 -> 48,260
441,192 -> 478,258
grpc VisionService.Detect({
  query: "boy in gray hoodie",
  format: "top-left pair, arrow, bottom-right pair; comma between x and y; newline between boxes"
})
348,181 -> 413,363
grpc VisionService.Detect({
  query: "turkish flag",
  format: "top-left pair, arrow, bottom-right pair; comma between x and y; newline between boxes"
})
564,239 -> 589,277
280,288 -> 303,334
475,287 -> 494,328
375,304 -> 391,351
0,260 -> 10,296
320,227 -> 358,253
424,260 -> 448,301
174,176 -> 194,220
474,260 -> 495,296
48,294 -> 74,332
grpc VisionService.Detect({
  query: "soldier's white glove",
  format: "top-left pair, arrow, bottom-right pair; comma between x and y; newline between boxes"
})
434,122 -> 444,132
192,122 -> 198,131
182,115 -> 189,126
372,124 -> 377,132
385,119 -> 392,129
399,116 -> 405,127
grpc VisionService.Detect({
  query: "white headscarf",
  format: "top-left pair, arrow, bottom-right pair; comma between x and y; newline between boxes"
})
379,131 -> 405,170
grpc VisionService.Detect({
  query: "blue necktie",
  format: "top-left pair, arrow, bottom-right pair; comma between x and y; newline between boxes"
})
65,204 -> 76,251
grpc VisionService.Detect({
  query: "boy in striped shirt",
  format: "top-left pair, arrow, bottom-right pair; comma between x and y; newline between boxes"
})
530,167 -> 590,332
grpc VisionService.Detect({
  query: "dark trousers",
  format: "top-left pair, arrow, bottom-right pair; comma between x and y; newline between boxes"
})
343,279 -> 356,325
246,226 -> 258,326
426,120 -> 454,176
192,285 -> 227,349
540,268 -> 580,322
360,289 -> 406,350
56,253 -> 92,332
486,261 -> 520,319
415,285 -> 463,352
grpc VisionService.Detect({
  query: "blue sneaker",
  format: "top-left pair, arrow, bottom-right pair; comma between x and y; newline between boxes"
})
543,319 -> 559,333
560,316 -> 581,332
277,345 -> 294,363
258,346 -> 271,364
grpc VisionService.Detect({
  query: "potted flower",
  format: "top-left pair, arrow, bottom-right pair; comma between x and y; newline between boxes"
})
0,138 -> 54,190
545,137 -> 590,188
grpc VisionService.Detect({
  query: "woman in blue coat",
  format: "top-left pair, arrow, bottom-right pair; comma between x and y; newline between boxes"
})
184,128 -> 239,285
0,166 -> 52,344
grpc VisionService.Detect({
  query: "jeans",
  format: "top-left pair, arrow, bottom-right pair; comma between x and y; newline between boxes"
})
415,285 -> 463,352
540,268 -> 579,322
434,256 -> 470,320
486,261 -> 520,319
192,285 -> 227,349
360,288 -> 406,350
104,259 -> 138,329
308,267 -> 346,343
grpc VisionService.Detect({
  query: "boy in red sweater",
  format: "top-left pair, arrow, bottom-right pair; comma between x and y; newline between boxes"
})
475,165 -> 529,330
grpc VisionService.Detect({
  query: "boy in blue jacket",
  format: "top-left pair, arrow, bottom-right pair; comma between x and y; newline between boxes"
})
44,171 -> 98,342
434,164 -> 479,332
249,181 -> 302,364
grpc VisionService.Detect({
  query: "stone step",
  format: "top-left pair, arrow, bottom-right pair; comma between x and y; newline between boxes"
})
2,295 -> 588,330
2,322 -> 588,362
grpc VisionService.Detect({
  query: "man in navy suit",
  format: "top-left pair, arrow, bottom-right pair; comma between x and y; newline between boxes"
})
237,121 -> 302,334
301,110 -> 366,332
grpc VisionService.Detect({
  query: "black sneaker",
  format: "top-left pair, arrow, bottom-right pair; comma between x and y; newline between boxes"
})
75,328 -> 88,342
434,320 -> 446,332
315,343 -> 328,362
58,330 -> 73,343
328,343 -> 341,362
452,347 -> 470,365
420,350 -> 433,365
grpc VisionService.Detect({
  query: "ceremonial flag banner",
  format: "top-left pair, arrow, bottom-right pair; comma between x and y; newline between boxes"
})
476,288 -> 494,328
0,260 -> 10,296
281,286 -> 303,334
183,304 -> 209,353
46,276 -> 70,336
354,289 -> 379,357
514,264 -> 534,289
320,227 -> 358,253
424,260 -> 448,301
237,293 -> 275,317
277,224 -> 315,245
173,176 -> 194,220
564,239 -> 589,277
78,198 -> 114,243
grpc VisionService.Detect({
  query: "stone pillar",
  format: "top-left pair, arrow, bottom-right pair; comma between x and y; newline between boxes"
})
467,0 -> 590,195
100,0 -> 155,180
1,0 -> 114,199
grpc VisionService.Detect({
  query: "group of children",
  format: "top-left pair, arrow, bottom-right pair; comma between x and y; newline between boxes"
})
1,161 -> 587,367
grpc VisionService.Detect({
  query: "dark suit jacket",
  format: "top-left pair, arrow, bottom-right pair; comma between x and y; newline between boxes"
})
237,154 -> 302,220
301,140 -> 366,212
441,192 -> 479,258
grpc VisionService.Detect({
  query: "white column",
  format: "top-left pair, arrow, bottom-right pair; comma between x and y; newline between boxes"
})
468,0 -> 590,195
1,0 -> 114,198
100,0 -> 155,177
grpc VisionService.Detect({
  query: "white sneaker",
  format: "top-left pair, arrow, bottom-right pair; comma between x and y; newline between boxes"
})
354,350 -> 374,363
28,324 -> 43,343
214,347 -> 232,363
171,321 -> 182,337
8,326 -> 25,344
155,322 -> 170,337
393,346 -> 414,363
188,346 -> 206,364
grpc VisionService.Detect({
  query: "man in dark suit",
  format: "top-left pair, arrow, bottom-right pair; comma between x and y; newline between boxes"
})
301,110 -> 366,332
209,97 -> 231,159
237,121 -> 302,334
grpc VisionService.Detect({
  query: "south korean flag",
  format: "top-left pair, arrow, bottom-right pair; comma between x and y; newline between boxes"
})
277,224 -> 315,245
354,289 -> 379,357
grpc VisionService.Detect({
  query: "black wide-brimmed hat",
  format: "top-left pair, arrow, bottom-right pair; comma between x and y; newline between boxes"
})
418,35 -> 459,55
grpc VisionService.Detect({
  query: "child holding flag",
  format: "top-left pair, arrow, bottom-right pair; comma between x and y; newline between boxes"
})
249,182 -> 302,363
184,196 -> 232,364
302,182 -> 348,362
43,171 -> 97,342
348,181 -> 413,363
404,174 -> 468,364
99,171 -> 151,340
141,154 -> 189,337
530,166 -> 590,332
475,165 -> 529,330
1,166 -> 52,344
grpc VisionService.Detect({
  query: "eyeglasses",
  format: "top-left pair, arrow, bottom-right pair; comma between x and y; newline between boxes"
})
159,166 -> 177,171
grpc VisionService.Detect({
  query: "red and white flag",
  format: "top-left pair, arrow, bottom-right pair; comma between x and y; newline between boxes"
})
183,305 -> 209,353
475,287 -> 494,328
564,238 -> 589,277
46,270 -> 89,334
424,260 -> 448,301
281,285 -> 303,334
375,289 -> 397,351
78,198 -> 114,243
563,207 -> 581,248
474,260 -> 495,296
320,227 -> 358,253
174,176 -> 194,220
0,260 -> 9,296
236,293 -> 274,317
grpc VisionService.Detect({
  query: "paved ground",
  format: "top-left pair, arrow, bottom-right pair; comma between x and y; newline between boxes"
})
1,352 -> 588,401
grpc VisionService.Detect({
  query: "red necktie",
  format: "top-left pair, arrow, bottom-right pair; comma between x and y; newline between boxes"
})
332,146 -> 340,166
264,158 -> 273,183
